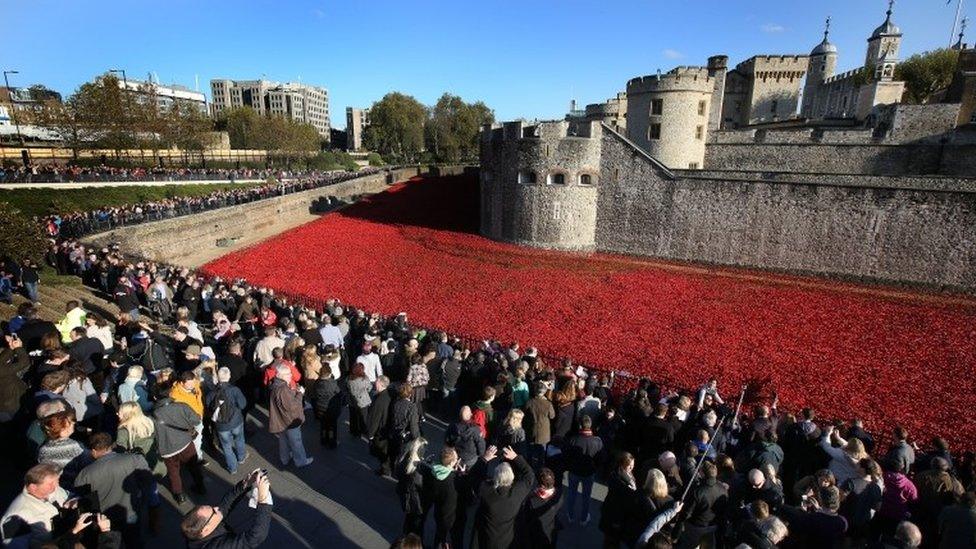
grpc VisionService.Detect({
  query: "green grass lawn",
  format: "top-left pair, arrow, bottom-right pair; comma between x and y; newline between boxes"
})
0,182 -> 264,218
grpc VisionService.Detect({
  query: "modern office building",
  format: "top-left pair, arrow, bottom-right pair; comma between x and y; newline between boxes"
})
210,79 -> 331,138
346,107 -> 370,150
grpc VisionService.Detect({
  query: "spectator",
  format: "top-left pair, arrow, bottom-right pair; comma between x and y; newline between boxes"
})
564,415 -> 604,525
519,467 -> 564,548
395,437 -> 428,537
937,491 -> 976,549
675,460 -> 729,549
74,432 -> 155,548
118,365 -> 152,413
1,464 -> 71,547
268,364 -> 313,468
347,362 -> 372,438
367,376 -> 393,476
206,367 -> 248,474
886,427 -> 917,476
601,452 -> 639,548
471,445 -> 535,549
310,361 -> 344,448
422,446 -> 461,548
116,401 -> 163,475
779,485 -> 848,549
524,382 -> 555,467
154,386 -> 206,504
38,410 -> 92,488
181,470 -> 273,548
446,406 -> 487,470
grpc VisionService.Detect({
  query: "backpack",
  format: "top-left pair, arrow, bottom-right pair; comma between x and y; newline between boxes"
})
471,408 -> 488,439
208,386 -> 236,425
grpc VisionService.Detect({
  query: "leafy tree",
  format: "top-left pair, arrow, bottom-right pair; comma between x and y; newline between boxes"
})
426,94 -> 494,163
896,48 -> 960,104
0,202 -> 47,262
367,152 -> 385,166
364,92 -> 426,163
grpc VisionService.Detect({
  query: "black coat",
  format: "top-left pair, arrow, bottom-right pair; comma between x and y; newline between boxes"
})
310,378 -> 344,417
421,463 -> 458,543
519,487 -> 564,549
445,421 -> 486,468
600,470 -> 639,537
683,477 -> 729,529
389,397 -> 420,441
15,319 -> 57,352
69,336 -> 105,375
471,455 -> 536,549
366,389 -> 392,440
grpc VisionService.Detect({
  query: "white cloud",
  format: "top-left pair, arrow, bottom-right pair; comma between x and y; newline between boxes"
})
662,49 -> 685,60
761,23 -> 786,33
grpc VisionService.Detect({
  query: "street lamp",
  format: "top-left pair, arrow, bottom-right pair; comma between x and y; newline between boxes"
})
3,69 -> 24,146
109,69 -> 130,156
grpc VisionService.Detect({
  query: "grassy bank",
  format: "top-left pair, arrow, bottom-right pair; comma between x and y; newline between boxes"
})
0,182 -> 263,218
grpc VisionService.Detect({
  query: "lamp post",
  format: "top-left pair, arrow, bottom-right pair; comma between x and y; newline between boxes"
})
109,69 -> 129,158
3,69 -> 24,146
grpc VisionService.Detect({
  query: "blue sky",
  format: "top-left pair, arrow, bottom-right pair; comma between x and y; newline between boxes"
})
4,0 -> 966,127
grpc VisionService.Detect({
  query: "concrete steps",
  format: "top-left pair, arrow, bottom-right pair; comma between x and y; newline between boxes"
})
38,284 -> 120,321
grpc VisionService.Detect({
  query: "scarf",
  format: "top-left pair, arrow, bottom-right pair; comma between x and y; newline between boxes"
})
534,487 -> 555,500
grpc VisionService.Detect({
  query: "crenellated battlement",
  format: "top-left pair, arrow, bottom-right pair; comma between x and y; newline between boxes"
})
627,67 -> 714,94
481,119 -> 602,142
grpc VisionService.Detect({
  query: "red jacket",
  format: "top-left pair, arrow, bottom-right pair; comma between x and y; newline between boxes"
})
263,359 -> 302,388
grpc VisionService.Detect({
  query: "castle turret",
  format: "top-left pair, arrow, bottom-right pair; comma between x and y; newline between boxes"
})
865,0 -> 902,75
802,17 -> 838,119
626,67 -> 713,169
706,55 -> 729,132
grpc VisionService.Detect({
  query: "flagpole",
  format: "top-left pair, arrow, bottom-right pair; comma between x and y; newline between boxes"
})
951,0 -> 964,47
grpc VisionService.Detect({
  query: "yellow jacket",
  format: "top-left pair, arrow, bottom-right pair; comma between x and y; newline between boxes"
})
57,307 -> 87,343
171,383 -> 204,418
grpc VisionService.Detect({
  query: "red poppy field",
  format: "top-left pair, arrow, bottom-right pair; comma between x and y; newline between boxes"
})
203,174 -> 976,450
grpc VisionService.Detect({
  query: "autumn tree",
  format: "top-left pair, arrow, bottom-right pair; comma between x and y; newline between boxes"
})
896,48 -> 960,104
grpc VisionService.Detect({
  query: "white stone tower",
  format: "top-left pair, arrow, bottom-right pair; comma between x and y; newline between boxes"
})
802,17 -> 838,119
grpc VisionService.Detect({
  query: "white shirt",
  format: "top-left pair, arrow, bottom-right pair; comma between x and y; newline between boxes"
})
1,487 -> 69,546
318,324 -> 344,349
325,357 -> 341,380
356,352 -> 383,383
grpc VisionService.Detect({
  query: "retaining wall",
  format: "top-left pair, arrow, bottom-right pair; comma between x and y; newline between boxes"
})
85,167 -> 420,268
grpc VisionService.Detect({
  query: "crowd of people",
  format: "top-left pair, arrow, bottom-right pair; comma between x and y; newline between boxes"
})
0,164 -> 291,185
0,220 -> 974,548
37,168 -> 381,239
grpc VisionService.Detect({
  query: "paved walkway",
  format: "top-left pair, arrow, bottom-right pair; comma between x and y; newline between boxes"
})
0,179 -> 272,190
142,406 -> 607,548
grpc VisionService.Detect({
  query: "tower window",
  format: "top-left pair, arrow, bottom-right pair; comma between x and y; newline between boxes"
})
695,125 -> 704,140
698,100 -> 706,116
770,100 -> 778,115
688,162 -> 700,169
548,173 -> 566,185
518,171 -> 537,185
648,124 -> 661,140
579,174 -> 594,185
651,99 -> 663,116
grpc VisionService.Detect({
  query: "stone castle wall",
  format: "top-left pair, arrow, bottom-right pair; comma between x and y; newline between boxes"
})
705,141 -> 976,176
597,131 -> 976,291
86,167 -> 420,267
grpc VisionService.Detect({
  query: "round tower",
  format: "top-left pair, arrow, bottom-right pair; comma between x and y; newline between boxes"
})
625,67 -> 713,169
802,17 -> 838,119
479,120 -> 601,251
